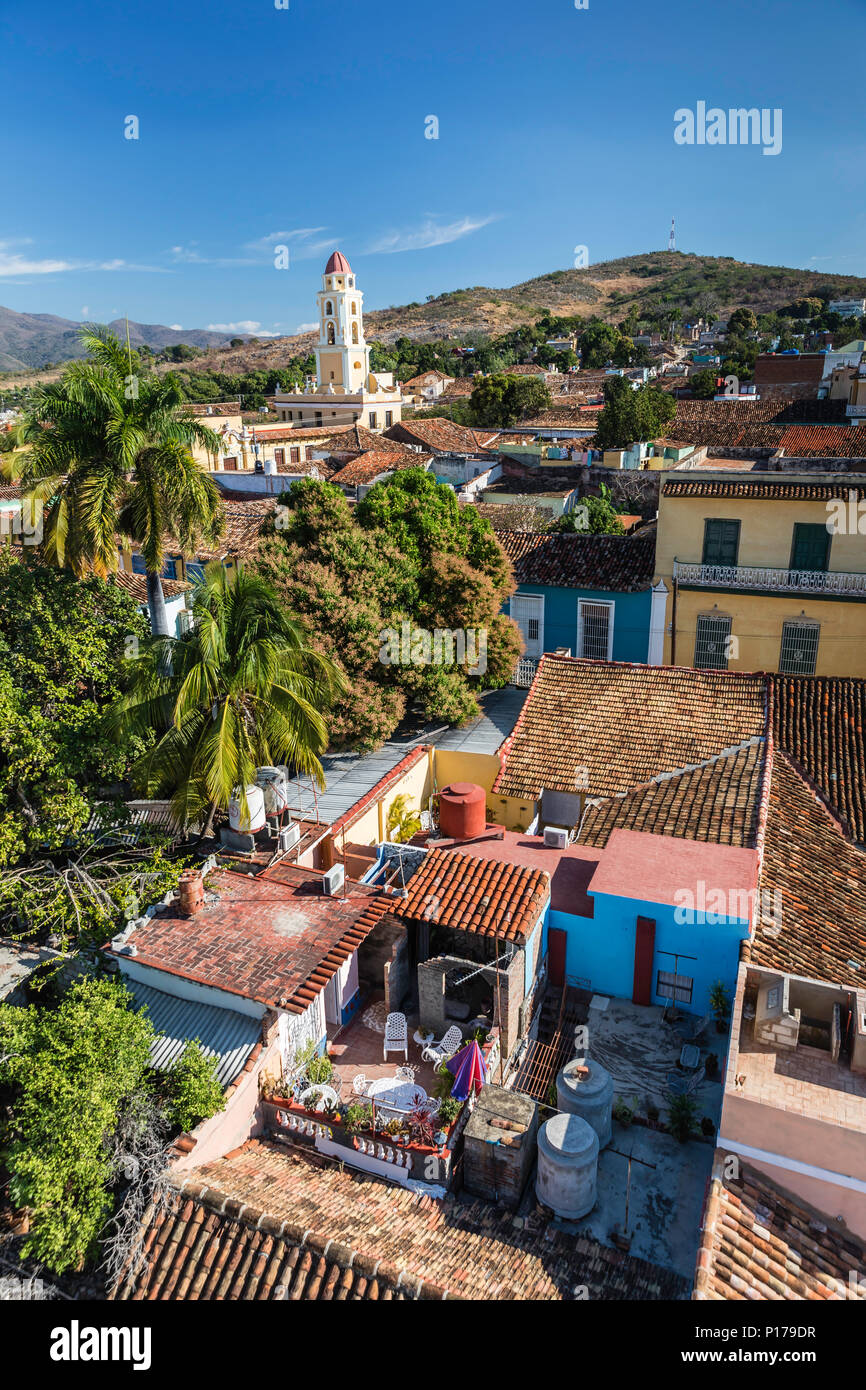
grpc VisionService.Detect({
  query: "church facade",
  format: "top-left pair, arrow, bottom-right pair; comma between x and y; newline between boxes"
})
272,251 -> 403,431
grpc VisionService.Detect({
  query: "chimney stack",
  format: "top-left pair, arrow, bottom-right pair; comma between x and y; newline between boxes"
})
178,869 -> 205,917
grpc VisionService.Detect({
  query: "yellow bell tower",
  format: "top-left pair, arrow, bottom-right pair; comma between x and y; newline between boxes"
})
315,250 -> 370,393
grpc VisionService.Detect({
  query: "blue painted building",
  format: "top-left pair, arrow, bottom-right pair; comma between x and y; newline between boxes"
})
497,529 -> 667,665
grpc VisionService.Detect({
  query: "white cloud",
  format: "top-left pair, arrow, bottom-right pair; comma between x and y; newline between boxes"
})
81,306 -> 90,317
0,240 -> 166,277
294,322 -> 318,334
365,215 -> 498,255
169,323 -> 183,331
206,320 -> 280,336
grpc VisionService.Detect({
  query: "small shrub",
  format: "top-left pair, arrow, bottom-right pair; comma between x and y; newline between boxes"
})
666,1093 -> 699,1143
305,1052 -> 334,1085
438,1096 -> 462,1127
163,1041 -> 225,1134
344,1102 -> 371,1133
700,1115 -> 715,1137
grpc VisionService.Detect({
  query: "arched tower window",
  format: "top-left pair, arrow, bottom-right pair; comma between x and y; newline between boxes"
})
351,302 -> 357,315
325,300 -> 333,316
327,322 -> 336,345
351,323 -> 359,344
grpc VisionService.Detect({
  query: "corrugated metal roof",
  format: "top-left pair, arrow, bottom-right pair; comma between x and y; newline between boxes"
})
126,979 -> 261,1088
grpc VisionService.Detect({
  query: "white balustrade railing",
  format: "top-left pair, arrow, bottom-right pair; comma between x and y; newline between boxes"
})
674,560 -> 866,597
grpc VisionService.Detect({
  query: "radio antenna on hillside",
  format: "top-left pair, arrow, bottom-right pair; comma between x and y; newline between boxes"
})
668,217 -> 676,252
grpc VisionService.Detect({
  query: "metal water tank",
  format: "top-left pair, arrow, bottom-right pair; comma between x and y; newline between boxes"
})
256,765 -> 289,815
536,1113 -> 599,1220
556,1058 -> 614,1149
229,783 -> 266,833
438,782 -> 486,839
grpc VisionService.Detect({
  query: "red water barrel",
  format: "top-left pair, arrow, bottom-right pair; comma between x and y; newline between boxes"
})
439,782 -> 486,840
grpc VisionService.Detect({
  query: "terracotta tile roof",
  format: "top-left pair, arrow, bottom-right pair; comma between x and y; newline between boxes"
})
497,529 -> 656,592
112,1180 -> 417,1301
187,401 -> 241,417
494,658 -> 767,801
384,418 -> 498,454
472,502 -> 551,532
747,753 -> 866,988
579,740 -> 765,850
401,370 -> 452,390
779,425 -> 866,456
662,477 -> 866,501
104,866 -> 390,1013
110,571 -> 190,602
771,675 -> 866,845
695,1156 -> 866,1300
114,1140 -> 688,1301
388,846 -> 550,944
330,451 -> 431,487
519,409 -> 591,428
251,423 -> 358,444
319,423 -> 392,456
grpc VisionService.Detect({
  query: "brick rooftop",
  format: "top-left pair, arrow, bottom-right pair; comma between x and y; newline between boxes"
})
105,865 -> 389,1013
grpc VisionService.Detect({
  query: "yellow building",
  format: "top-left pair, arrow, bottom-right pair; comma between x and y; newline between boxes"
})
272,251 -> 402,433
655,472 -> 866,677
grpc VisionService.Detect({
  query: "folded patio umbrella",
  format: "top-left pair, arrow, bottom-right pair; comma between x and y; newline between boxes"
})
446,1040 -> 488,1100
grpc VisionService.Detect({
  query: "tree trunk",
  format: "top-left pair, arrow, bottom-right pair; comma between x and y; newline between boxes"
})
146,571 -> 171,638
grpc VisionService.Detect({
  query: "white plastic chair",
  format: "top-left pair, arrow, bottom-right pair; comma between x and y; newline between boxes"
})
383,1012 -> 408,1061
422,1025 -> 462,1066
352,1073 -> 368,1095
395,1064 -> 416,1083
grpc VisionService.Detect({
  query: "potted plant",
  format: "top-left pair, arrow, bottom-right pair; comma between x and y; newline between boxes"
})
704,1051 -> 719,1080
344,1102 -> 369,1134
700,1115 -> 715,1138
407,1106 -> 436,1148
304,1088 -> 323,1113
438,1097 -> 462,1130
666,1092 -> 699,1143
613,1095 -> 638,1127
709,981 -> 731,1034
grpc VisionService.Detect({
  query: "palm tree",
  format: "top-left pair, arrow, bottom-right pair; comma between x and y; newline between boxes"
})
107,564 -> 345,837
9,326 -> 225,635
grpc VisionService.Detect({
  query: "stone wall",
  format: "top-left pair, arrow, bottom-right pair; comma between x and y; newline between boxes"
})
418,949 -> 526,1060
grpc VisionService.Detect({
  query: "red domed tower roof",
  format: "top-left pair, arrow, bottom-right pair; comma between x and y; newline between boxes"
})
324,250 -> 352,274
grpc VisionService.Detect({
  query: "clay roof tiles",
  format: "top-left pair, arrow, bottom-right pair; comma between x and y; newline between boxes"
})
388,846 -> 550,944
694,1157 -> 866,1300
497,529 -> 656,592
493,657 -> 767,801
114,1140 -> 689,1301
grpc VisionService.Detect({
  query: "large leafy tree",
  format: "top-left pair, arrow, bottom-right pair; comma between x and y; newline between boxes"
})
255,470 -> 521,750
108,564 -> 344,835
10,326 -> 225,635
594,375 -> 676,450
0,974 -> 225,1274
0,551 -> 151,868
468,373 -> 551,428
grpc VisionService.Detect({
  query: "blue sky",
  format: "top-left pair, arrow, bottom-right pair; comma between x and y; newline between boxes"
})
2,0 -> 865,335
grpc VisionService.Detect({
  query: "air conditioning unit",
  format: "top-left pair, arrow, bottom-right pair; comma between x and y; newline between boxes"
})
322,863 -> 345,896
543,825 -> 568,850
278,823 -> 301,853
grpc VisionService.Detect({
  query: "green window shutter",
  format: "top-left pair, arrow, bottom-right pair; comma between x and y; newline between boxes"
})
702,519 -> 741,567
790,523 -> 831,573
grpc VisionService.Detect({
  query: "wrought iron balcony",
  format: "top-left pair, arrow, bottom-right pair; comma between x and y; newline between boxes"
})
673,559 -> 866,597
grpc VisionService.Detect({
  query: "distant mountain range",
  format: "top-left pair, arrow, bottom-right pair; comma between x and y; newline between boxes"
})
4,251 -> 866,378
0,307 -> 236,372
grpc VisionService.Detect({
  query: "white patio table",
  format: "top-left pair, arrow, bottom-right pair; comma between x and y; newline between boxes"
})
366,1078 -> 428,1114
298,1084 -> 340,1112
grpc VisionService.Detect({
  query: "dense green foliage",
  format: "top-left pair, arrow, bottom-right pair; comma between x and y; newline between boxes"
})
254,470 -> 521,750
0,975 -> 225,1272
0,975 -> 153,1272
550,484 -> 626,535
161,1040 -> 224,1133
467,373 -> 552,427
109,564 -> 343,833
593,377 -> 677,450
0,553 -> 151,868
